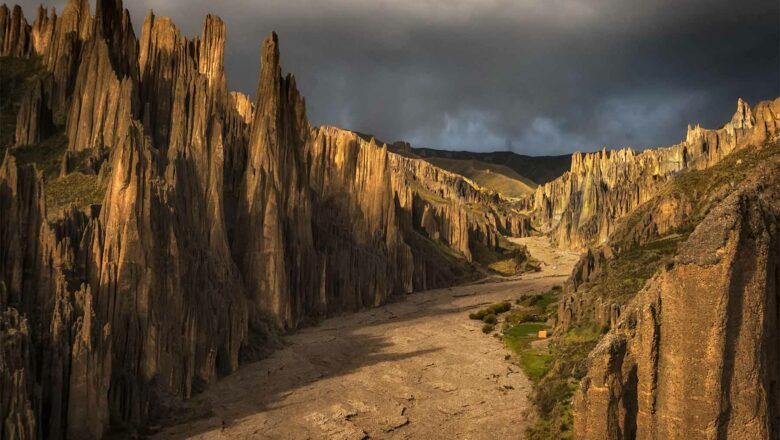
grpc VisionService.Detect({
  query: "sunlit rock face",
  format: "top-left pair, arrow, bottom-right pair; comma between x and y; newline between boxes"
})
573,163 -> 780,440
529,97 -> 780,250
551,99 -> 780,334
0,1 -> 529,436
545,100 -> 780,439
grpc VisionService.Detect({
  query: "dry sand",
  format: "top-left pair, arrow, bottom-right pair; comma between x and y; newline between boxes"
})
153,236 -> 579,439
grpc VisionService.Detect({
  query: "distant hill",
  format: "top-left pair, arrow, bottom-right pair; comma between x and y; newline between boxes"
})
409,147 -> 572,186
420,157 -> 537,198
353,133 -> 572,190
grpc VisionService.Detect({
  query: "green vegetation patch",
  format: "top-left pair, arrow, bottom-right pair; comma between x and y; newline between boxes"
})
519,350 -> 554,382
473,285 -> 600,438
670,141 -> 780,208
587,234 -> 685,304
500,289 -> 561,382
468,301 -> 512,321
504,322 -> 546,337
526,324 -> 601,440
508,287 -> 560,324
45,172 -> 106,220
502,320 -> 552,381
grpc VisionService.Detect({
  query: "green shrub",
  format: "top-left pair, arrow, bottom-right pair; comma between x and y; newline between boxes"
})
469,309 -> 488,320
534,378 -> 573,415
488,301 -> 511,314
482,313 -> 497,324
524,324 -> 601,439
469,301 -> 511,321
482,323 -> 495,333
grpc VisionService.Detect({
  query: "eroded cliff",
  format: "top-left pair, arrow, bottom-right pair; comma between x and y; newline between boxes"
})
0,1 -> 531,437
528,98 -> 780,250
573,147 -> 780,439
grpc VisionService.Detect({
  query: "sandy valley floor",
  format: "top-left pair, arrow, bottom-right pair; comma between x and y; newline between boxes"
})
153,237 -> 579,439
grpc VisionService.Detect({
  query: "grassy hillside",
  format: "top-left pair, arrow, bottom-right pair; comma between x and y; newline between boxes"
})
422,157 -> 537,198
410,148 -> 571,185
355,131 -> 571,189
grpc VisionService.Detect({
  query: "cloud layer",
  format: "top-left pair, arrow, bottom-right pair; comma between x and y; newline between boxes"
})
15,0 -> 780,154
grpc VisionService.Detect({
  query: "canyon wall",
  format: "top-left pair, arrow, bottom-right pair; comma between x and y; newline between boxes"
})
550,105 -> 780,438
0,1 -> 529,437
529,97 -> 780,249
573,159 -> 780,439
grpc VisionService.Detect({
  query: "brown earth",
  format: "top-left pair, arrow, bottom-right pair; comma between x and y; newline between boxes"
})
152,237 -> 578,439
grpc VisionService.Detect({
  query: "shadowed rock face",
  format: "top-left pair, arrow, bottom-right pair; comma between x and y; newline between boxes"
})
0,1 -> 529,437
528,97 -> 780,250
572,162 -> 780,439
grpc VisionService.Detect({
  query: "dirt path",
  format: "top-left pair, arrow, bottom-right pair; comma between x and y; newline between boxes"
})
153,237 -> 579,439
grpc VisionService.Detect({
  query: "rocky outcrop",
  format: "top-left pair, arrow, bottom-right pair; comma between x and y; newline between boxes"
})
234,34 -> 527,329
0,153 -> 103,439
14,77 -> 55,146
65,0 -> 138,152
6,0 -> 96,145
0,1 -> 531,437
0,5 -> 31,58
573,156 -> 780,439
0,289 -> 36,440
557,138 -> 780,334
529,98 -> 780,250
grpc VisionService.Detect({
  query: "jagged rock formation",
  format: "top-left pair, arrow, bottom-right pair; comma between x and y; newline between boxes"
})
528,98 -> 780,249
557,138 -> 780,335
573,153 -> 780,439
0,5 -> 31,58
0,1 -> 530,437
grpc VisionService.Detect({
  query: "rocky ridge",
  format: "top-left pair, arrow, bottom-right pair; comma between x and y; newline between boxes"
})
0,1 -> 529,437
546,119 -> 780,438
528,98 -> 780,249
573,147 -> 780,439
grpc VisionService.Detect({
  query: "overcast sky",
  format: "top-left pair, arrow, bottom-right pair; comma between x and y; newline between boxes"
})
15,0 -> 780,155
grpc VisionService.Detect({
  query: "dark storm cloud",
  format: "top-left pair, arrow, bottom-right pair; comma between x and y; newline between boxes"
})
13,0 -> 780,154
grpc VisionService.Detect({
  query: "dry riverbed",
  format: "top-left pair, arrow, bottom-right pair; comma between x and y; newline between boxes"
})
153,237 -> 578,439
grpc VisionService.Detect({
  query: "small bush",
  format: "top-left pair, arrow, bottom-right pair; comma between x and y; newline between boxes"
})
488,301 -> 511,314
482,323 -> 495,333
469,301 -> 510,321
535,378 -> 577,418
482,313 -> 497,324
469,309 -> 488,320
